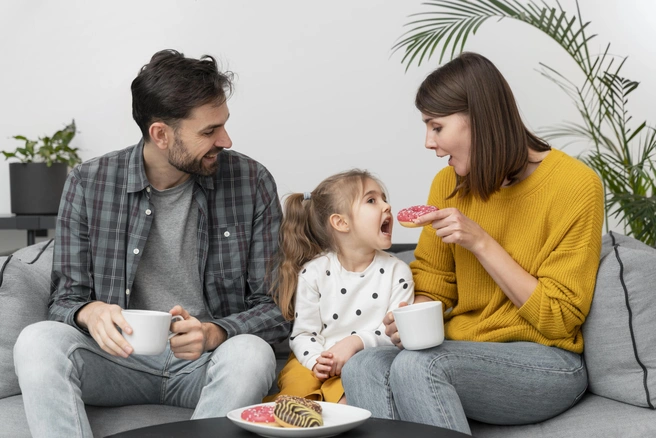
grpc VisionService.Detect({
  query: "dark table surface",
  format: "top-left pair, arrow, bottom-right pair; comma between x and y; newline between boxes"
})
106,416 -> 471,438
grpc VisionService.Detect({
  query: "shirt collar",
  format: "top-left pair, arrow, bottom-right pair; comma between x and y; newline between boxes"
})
127,139 -> 150,193
195,170 -> 215,191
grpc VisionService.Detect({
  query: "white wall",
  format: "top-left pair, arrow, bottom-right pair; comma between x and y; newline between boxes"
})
1,0 -> 654,252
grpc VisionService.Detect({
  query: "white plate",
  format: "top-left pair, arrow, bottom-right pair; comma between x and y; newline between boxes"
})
227,402 -> 372,438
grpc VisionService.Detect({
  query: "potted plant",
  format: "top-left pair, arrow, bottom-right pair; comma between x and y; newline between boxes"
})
1,120 -> 82,215
392,0 -> 656,246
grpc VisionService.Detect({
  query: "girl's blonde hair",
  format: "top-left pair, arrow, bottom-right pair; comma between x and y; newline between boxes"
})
273,169 -> 385,320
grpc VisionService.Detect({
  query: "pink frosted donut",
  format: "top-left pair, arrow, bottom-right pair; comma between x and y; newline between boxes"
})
241,405 -> 279,426
397,205 -> 438,228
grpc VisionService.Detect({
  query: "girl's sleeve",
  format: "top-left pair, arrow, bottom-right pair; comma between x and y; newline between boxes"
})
289,275 -> 325,370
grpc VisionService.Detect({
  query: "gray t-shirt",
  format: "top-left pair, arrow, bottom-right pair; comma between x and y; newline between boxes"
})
130,177 -> 209,321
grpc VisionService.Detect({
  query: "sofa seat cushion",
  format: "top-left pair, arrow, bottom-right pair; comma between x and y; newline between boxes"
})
0,395 -> 30,438
582,232 -> 656,408
0,240 -> 54,399
469,392 -> 656,438
0,394 -> 194,438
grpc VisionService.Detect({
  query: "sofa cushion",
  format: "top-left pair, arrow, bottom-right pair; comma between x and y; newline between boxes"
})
0,240 -> 54,399
0,394 -> 195,438
0,395 -> 31,438
394,249 -> 416,265
582,231 -> 656,408
469,392 -> 656,438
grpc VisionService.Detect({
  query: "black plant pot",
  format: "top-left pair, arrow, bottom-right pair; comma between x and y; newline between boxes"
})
9,162 -> 68,215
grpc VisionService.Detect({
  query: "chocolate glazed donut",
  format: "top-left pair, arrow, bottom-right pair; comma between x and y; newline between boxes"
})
274,400 -> 323,428
274,395 -> 322,414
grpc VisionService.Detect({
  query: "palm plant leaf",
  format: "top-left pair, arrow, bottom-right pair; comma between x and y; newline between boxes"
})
395,0 -> 656,245
539,121 -> 594,148
608,193 -> 656,246
395,1 -> 592,69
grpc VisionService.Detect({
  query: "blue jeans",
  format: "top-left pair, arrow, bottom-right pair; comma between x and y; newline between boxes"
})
342,341 -> 587,435
13,321 -> 276,438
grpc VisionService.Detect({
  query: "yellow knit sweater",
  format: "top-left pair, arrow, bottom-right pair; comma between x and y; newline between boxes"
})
412,149 -> 604,353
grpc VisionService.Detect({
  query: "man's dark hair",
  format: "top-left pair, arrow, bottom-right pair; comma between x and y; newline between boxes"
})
131,49 -> 234,139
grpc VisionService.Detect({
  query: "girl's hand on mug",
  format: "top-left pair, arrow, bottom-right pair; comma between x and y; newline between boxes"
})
384,301 -> 409,349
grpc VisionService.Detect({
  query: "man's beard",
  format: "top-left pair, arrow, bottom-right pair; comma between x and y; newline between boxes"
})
168,134 -> 220,177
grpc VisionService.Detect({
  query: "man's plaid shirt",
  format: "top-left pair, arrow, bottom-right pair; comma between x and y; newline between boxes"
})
49,140 -> 291,344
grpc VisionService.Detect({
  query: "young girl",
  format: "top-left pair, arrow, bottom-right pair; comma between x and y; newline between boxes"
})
265,169 -> 415,404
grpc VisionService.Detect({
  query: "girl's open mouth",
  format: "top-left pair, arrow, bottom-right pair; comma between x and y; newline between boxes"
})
381,219 -> 391,235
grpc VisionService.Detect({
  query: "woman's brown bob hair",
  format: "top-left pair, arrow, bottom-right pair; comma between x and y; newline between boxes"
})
415,52 -> 550,201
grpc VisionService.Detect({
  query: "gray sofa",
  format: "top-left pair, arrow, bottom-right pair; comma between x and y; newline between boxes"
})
1,234 -> 655,437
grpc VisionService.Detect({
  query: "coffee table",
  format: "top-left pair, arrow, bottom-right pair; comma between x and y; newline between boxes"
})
106,417 -> 471,437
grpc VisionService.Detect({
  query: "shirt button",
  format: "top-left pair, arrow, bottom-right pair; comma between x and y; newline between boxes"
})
125,288 -> 130,295
133,248 -> 140,255
145,209 -> 152,216
146,187 -> 151,193
224,231 -> 230,237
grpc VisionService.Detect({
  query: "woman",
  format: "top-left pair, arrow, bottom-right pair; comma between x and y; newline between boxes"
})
341,52 -> 603,435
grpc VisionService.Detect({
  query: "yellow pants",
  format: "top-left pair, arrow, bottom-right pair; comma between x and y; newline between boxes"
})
264,353 -> 344,403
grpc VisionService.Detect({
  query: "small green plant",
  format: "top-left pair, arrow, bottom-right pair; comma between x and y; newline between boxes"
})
1,120 -> 82,167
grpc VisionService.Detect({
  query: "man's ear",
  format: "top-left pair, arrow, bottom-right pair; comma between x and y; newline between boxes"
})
329,214 -> 350,233
148,122 -> 172,150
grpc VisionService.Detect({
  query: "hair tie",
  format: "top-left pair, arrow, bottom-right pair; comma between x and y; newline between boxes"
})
303,192 -> 312,201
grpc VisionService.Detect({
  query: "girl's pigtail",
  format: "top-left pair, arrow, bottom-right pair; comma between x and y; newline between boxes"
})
274,193 -> 323,320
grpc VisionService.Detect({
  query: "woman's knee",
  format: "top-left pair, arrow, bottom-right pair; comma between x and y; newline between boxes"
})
343,346 -> 398,386
342,349 -> 368,382
390,348 -> 450,388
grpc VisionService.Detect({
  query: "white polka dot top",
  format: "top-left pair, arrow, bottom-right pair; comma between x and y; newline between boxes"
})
290,250 -> 415,371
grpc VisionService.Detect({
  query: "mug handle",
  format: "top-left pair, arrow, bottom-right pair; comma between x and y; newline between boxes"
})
168,315 -> 184,340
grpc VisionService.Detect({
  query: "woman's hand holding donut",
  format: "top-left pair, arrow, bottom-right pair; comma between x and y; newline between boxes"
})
414,207 -> 490,255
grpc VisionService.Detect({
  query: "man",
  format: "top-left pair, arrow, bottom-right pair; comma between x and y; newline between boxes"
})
14,49 -> 290,437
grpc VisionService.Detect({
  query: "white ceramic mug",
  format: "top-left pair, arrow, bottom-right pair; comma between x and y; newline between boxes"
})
392,301 -> 444,350
121,310 -> 183,355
